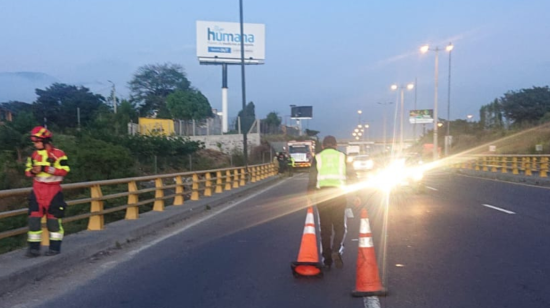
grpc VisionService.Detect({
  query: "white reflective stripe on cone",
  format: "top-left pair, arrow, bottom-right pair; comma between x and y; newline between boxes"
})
360,218 -> 371,234
304,226 -> 316,234
50,232 -> 63,240
305,213 -> 314,225
359,237 -> 373,248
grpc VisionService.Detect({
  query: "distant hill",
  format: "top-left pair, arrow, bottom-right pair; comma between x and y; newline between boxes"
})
0,72 -> 58,103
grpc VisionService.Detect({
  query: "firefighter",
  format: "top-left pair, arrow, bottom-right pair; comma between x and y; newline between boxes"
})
287,155 -> 295,176
25,126 -> 70,257
307,135 -> 360,271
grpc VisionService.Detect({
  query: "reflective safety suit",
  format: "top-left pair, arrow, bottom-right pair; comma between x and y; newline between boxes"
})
307,148 -> 356,267
25,147 -> 70,253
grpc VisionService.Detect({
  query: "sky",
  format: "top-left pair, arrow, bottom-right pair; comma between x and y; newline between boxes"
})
1,0 -> 549,140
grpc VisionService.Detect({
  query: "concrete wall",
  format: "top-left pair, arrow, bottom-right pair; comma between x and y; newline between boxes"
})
189,133 -> 261,153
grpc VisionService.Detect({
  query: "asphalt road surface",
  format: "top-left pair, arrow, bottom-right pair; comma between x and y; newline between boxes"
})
3,172 -> 550,308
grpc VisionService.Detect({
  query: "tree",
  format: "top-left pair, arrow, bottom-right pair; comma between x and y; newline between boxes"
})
500,86 -> 550,125
34,83 -> 106,130
260,112 -> 281,134
479,99 -> 504,130
236,101 -> 256,133
305,129 -> 320,138
166,89 -> 213,120
128,63 -> 191,117
0,111 -> 38,161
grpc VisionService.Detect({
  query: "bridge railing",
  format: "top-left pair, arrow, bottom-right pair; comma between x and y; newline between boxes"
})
451,155 -> 549,178
0,163 -> 277,248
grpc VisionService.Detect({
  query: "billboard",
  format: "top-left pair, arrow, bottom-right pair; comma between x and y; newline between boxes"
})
138,118 -> 175,136
409,109 -> 434,124
196,21 -> 265,64
291,106 -> 313,119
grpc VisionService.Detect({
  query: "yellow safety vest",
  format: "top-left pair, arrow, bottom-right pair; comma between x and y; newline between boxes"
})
316,148 -> 346,189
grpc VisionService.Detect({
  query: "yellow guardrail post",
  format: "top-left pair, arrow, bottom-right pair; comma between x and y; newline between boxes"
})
491,157 -> 498,172
215,171 -> 223,193
174,176 -> 184,206
475,157 -> 480,171
88,185 -> 104,230
41,216 -> 49,246
512,157 -> 519,174
126,181 -> 139,219
225,170 -> 232,191
204,172 -> 212,197
191,174 -> 200,200
153,178 -> 165,211
232,169 -> 239,188
525,157 -> 532,176
481,156 -> 489,171
240,168 -> 246,186
540,157 -> 548,178
251,166 -> 257,183
501,157 -> 507,173
532,157 -> 538,176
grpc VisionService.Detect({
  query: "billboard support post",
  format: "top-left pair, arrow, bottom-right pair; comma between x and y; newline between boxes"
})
239,0 -> 248,168
222,63 -> 228,133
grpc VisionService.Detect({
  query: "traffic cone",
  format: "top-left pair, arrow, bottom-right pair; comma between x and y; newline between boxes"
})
351,208 -> 387,297
291,206 -> 323,278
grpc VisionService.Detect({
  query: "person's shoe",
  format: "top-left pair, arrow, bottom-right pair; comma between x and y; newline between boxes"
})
25,249 -> 41,258
323,263 -> 332,272
332,252 -> 344,269
44,250 -> 60,256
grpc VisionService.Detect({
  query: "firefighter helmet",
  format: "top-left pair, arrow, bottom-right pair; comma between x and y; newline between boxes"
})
30,126 -> 53,140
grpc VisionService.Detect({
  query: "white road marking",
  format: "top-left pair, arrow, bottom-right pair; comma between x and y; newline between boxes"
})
426,186 -> 438,191
482,204 -> 516,215
127,180 -> 287,257
363,296 -> 381,308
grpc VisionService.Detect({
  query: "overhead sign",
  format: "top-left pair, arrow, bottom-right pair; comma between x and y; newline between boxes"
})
196,21 -> 265,64
409,109 -> 434,124
291,106 -> 313,119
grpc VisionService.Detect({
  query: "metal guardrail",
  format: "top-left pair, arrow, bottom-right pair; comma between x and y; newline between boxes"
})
451,155 -> 549,178
0,163 -> 277,246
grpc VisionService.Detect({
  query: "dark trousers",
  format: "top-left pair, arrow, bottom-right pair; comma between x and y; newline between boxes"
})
316,191 -> 347,265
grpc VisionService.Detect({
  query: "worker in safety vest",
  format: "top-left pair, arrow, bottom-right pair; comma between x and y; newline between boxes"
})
25,126 -> 70,257
287,156 -> 295,176
307,135 -> 360,271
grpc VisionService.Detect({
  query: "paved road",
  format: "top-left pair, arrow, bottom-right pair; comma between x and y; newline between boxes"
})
4,172 -> 550,308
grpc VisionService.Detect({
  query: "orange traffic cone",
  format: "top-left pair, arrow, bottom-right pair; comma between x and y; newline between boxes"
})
291,206 -> 323,278
351,208 -> 387,297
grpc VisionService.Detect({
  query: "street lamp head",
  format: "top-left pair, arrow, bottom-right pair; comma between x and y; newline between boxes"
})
391,84 -> 398,91
358,124 -> 362,128
446,43 -> 454,52
437,122 -> 443,127
420,45 -> 429,53
407,83 -> 415,90
357,110 -> 362,114
352,132 -> 357,136
365,124 -> 369,128
354,128 -> 359,132
467,114 -> 473,120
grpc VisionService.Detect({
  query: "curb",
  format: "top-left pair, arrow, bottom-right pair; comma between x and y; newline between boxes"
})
0,176 -> 282,297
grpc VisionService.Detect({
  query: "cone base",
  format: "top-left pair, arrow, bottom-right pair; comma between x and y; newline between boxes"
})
351,288 -> 387,297
290,262 -> 323,278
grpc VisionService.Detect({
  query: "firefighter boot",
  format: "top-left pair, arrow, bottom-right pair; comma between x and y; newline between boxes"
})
44,240 -> 61,256
25,242 -> 41,258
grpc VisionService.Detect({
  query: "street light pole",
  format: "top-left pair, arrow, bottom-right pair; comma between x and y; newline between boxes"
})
421,43 -> 453,160
391,84 -> 414,155
239,0 -> 248,168
445,43 -> 453,156
378,102 -> 393,155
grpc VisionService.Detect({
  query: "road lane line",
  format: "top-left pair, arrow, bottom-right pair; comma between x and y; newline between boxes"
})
363,296 -> 381,308
482,204 -> 516,214
426,186 -> 438,191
